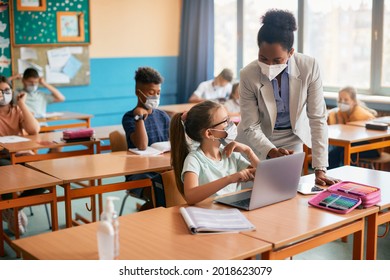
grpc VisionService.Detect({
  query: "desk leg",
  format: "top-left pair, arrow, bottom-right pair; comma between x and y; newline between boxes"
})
63,183 -> 73,228
50,186 -> 59,231
352,226 -> 364,260
366,212 -> 378,260
344,145 -> 351,165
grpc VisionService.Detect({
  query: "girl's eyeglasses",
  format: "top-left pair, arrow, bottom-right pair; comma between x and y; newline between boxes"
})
0,89 -> 12,95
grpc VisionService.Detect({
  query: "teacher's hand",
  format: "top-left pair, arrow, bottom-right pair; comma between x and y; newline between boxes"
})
267,147 -> 294,158
315,170 -> 341,186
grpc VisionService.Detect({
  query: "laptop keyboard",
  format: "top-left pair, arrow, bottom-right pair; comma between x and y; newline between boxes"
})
231,198 -> 250,208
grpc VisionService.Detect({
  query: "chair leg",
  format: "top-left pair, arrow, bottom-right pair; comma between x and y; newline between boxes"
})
29,206 -> 34,216
44,204 -> 52,229
119,193 -> 130,216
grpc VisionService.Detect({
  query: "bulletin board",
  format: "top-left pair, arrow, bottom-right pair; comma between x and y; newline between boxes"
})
0,1 -> 12,77
10,0 -> 90,46
11,45 -> 90,87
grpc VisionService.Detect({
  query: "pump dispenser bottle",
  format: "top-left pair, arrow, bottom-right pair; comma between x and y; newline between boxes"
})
97,196 -> 120,260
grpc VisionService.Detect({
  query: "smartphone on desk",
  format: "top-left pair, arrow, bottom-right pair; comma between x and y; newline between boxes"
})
297,183 -> 325,195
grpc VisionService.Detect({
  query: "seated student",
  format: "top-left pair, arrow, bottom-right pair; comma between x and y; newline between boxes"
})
0,75 -> 40,235
188,68 -> 234,103
328,86 -> 379,169
122,67 -> 170,210
170,100 -> 259,205
224,82 -> 240,116
9,68 -> 65,118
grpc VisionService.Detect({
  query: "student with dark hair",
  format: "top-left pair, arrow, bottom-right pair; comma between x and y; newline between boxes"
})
0,75 -> 40,235
122,67 -> 170,210
170,100 -> 259,205
9,68 -> 65,118
188,68 -> 234,103
236,9 -> 338,186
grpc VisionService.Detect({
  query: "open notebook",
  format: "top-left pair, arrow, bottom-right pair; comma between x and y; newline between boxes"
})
129,141 -> 171,155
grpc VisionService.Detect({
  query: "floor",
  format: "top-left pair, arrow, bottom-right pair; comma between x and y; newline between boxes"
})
1,177 -> 390,260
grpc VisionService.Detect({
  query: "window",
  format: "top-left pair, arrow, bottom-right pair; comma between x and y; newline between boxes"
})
243,0 -> 298,67
304,0 -> 372,90
214,0 -> 237,78
214,0 -> 390,96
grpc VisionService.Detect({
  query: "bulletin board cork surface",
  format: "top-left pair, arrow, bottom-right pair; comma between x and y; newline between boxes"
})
11,45 -> 90,87
11,0 -> 90,45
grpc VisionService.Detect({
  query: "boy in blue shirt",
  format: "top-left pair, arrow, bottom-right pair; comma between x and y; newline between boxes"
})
122,67 -> 170,210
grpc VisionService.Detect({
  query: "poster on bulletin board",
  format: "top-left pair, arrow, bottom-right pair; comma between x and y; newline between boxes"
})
10,0 -> 90,45
0,1 -> 12,77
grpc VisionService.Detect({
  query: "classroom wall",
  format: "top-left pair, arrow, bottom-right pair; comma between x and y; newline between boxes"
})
47,0 -> 181,127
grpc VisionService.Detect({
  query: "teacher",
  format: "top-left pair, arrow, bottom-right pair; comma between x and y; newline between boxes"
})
236,9 -> 337,186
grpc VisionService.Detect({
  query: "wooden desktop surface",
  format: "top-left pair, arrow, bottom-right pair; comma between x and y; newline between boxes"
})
93,124 -> 124,141
0,165 -> 62,256
12,207 -> 272,260
26,151 -> 171,183
159,103 -> 196,116
328,124 -> 390,143
0,131 -> 99,164
26,151 -> 172,227
300,165 -> 390,260
37,112 -> 93,132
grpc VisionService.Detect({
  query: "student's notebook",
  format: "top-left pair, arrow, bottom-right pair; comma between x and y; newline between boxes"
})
179,206 -> 256,234
129,141 -> 171,156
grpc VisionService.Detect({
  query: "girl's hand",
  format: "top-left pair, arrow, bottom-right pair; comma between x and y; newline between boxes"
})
231,168 -> 256,183
223,141 -> 250,157
17,92 -> 27,104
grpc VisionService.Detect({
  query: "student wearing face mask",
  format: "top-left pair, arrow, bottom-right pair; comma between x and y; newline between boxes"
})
170,100 -> 259,204
0,75 -> 40,235
327,86 -> 379,169
328,86 -> 377,125
8,68 -> 65,118
188,68 -> 234,103
122,67 -> 170,210
236,9 -> 339,186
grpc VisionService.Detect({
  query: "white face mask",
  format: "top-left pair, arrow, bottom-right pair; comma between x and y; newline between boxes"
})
138,89 -> 160,110
0,89 -> 12,106
258,61 -> 288,81
26,85 -> 38,94
338,103 -> 351,112
211,121 -> 238,145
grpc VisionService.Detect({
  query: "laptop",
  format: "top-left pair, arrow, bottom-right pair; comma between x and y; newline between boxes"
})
214,152 -> 305,210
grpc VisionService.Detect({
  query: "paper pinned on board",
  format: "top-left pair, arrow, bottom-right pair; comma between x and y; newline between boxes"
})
62,55 -> 82,79
20,47 -> 38,60
18,59 -> 43,76
47,47 -> 71,71
45,65 -> 70,84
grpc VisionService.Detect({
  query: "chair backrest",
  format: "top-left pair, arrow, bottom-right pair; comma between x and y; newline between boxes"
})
109,130 -> 128,152
161,170 -> 186,207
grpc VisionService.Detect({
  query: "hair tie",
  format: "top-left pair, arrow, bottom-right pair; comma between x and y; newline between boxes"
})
181,111 -> 188,121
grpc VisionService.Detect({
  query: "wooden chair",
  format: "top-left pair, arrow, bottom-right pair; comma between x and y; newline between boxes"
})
161,170 -> 186,207
357,152 -> 390,171
108,130 -> 127,152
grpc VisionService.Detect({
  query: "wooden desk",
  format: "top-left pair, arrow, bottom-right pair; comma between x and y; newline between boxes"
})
159,103 -> 196,117
0,131 -> 100,164
0,165 -> 62,257
26,151 -> 171,228
328,124 -> 390,165
12,207 -> 272,260
347,116 -> 390,127
309,166 -> 390,260
37,111 -> 93,132
237,194 -> 376,260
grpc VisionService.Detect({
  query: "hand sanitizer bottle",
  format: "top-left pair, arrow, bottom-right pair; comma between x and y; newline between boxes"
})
97,196 -> 120,260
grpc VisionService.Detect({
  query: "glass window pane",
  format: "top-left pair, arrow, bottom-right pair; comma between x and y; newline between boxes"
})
214,0 -> 237,78
243,1 -> 298,68
304,0 -> 372,90
382,0 -> 390,87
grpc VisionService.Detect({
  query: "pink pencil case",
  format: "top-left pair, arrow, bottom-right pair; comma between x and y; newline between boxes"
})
308,181 -> 381,214
63,128 -> 95,140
